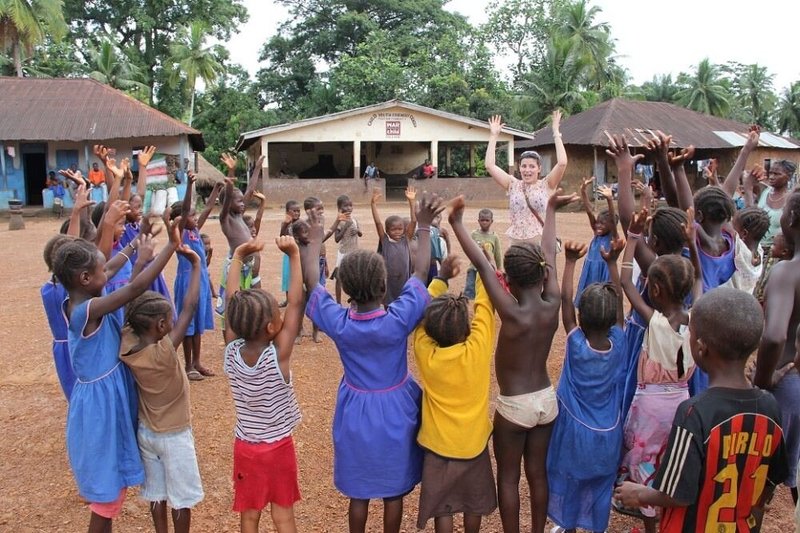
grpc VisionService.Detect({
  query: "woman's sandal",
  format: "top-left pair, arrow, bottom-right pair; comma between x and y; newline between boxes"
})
186,369 -> 205,381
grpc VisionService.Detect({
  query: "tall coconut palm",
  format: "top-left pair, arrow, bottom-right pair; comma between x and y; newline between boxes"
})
676,58 -> 731,117
0,0 -> 67,77
89,41 -> 148,94
554,0 -> 613,90
729,63 -> 776,127
168,21 -> 224,126
641,74 -> 679,103
777,81 -> 800,138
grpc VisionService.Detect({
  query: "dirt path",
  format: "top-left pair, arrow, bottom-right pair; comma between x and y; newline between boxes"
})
0,204 -> 794,532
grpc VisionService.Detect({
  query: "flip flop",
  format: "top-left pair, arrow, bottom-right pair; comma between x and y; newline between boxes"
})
186,370 -> 205,381
196,366 -> 216,377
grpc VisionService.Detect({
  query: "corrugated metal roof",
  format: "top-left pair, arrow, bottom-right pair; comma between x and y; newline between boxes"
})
520,98 -> 800,150
237,99 -> 535,150
0,77 -> 205,151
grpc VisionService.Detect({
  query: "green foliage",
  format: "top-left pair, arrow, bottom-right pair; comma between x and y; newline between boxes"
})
0,35 -> 82,77
778,82 -> 800,138
88,40 -> 148,96
0,0 -> 68,76
675,58 -> 731,117
722,62 -> 776,128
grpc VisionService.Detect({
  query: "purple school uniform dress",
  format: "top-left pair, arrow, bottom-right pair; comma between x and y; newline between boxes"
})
306,277 -> 430,498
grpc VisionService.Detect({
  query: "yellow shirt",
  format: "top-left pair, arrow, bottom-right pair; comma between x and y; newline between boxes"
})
414,275 -> 495,459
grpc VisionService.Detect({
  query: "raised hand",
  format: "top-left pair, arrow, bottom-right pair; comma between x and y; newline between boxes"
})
580,176 -> 595,193
140,213 -> 162,237
604,132 -> 645,166
683,206 -> 696,244
187,171 -> 197,185
438,255 -> 461,281
58,168 -> 84,186
276,235 -> 299,255
168,216 -> 183,248
93,144 -> 110,164
371,187 -> 382,204
447,195 -> 466,225
644,130 -> 672,158
416,193 -> 445,226
253,154 -> 265,169
176,244 -> 200,264
488,115 -> 504,137
749,164 -> 766,183
136,233 -> 156,263
138,146 -> 157,169
551,109 -> 563,134
253,191 -> 265,204
72,183 -> 95,212
598,184 -> 613,200
234,237 -> 265,259
220,153 -> 237,171
668,145 -> 695,166
628,207 -> 649,235
106,200 -> 130,224
563,240 -> 588,262
120,158 -> 131,179
744,125 -> 761,151
405,184 -> 417,202
548,189 -> 580,210
106,158 -> 124,179
600,236 -> 626,262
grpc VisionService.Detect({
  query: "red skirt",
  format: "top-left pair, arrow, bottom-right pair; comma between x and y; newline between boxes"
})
232,436 -> 301,511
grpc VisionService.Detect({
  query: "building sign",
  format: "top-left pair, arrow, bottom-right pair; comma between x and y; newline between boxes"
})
386,121 -> 401,137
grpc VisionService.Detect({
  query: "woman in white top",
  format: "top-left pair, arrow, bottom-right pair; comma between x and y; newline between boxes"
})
486,111 -> 568,246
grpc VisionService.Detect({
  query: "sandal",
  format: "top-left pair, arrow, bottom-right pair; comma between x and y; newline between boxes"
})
196,366 -> 216,377
186,370 -> 205,381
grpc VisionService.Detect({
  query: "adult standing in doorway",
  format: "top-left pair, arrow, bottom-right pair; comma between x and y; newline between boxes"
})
486,111 -> 568,246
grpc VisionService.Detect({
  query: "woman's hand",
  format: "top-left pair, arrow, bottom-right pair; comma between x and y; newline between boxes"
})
552,109 -> 562,135
488,115 -> 504,137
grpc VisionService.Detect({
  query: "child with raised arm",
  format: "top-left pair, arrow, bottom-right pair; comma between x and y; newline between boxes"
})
303,193 -> 444,533
331,194 -> 362,304
279,200 -> 302,307
370,185 -> 417,305
119,245 -> 204,533
52,212 -> 181,533
223,235 -> 305,533
455,188 -> 578,533
614,209 -> 703,533
574,176 -> 618,307
216,153 -> 263,324
616,287 -> 789,532
415,202 -> 497,533
724,206 -> 770,294
169,172 -> 217,380
464,208 -> 502,300
546,238 -> 627,533
754,191 -> 800,506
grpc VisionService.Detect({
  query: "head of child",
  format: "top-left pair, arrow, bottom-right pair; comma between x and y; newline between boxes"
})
693,186 -> 735,231
594,209 -> 618,237
285,200 -> 301,221
518,150 -> 542,184
53,239 -> 107,297
768,160 -> 796,190
48,171 -> 56,185
243,215 -> 256,238
503,243 -> 548,294
92,201 -> 124,241
221,186 -> 245,215
291,219 -> 310,245
227,288 -> 282,343
336,195 -> 353,215
385,215 -> 405,241
338,249 -> 386,306
780,191 -> 800,250
732,207 -> 770,247
771,233 -> 794,260
689,287 -> 763,374
44,234 -> 75,275
200,233 -> 212,254
125,291 -> 174,340
478,209 -> 494,232
577,282 -> 618,335
59,217 -> 97,242
647,207 -> 688,256
127,194 -> 142,223
424,293 -> 470,347
646,255 -> 694,311
304,196 -> 323,219
169,201 -> 197,230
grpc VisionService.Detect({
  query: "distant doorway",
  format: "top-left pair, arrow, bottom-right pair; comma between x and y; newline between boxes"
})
22,143 -> 47,205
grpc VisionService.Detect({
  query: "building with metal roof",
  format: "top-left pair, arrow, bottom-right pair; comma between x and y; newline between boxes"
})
237,99 -> 535,204
0,77 -> 204,206
517,98 -> 800,191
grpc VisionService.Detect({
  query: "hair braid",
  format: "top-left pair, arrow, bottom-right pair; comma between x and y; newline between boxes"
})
338,249 -> 386,304
125,291 -> 173,334
424,294 -> 470,347
504,243 -> 548,287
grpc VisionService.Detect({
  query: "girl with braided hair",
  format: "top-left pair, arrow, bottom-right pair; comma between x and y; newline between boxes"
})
119,244 -> 204,532
303,193 -> 444,533
724,206 -> 770,294
413,245 -> 497,531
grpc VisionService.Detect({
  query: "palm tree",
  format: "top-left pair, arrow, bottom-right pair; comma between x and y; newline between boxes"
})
0,0 -> 66,77
641,74 -> 679,103
554,0 -> 613,90
89,41 -> 148,94
777,81 -> 800,138
168,21 -> 224,126
676,58 -> 731,117
729,63 -> 776,127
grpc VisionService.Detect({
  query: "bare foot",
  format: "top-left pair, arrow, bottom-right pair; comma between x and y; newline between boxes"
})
196,365 -> 216,377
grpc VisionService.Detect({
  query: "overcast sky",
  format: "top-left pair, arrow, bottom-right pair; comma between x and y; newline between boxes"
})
223,0 -> 800,93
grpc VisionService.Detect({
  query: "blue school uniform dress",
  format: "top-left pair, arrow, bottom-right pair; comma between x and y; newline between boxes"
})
40,280 -> 76,399
306,277 -> 429,499
547,326 -> 627,532
689,227 -> 736,396
622,274 -> 649,418
64,298 -> 144,502
574,233 -> 612,307
174,228 -> 214,335
105,241 -> 133,324
120,222 -> 173,309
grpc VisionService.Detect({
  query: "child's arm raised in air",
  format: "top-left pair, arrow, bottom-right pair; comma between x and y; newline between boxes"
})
405,185 -> 417,241
197,181 -> 223,230
219,153 -> 237,223
579,177 -> 597,229
169,246 -> 201,348
242,155 -> 265,206
561,241 -> 587,332
370,187 -> 386,240
272,236 -> 304,370
136,146 -> 157,201
485,115 -> 514,190
253,191 -> 266,236
223,238 -> 266,344
129,233 -> 155,280
301,208 -> 324,292
682,207 -> 704,303
598,184 -> 619,239
67,183 -> 95,237
604,132 -> 644,234
601,236 -> 626,327
722,127 -> 760,198
668,146 -> 695,212
646,131 -> 679,208
88,217 -> 181,323
620,224 -> 654,323
544,109 -> 568,189
98,200 -> 130,260
628,206 -> 657,272
543,190 -> 579,301
413,193 -> 444,282
181,171 -> 195,224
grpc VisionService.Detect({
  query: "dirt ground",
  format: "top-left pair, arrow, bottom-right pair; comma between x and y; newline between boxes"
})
0,200 -> 795,532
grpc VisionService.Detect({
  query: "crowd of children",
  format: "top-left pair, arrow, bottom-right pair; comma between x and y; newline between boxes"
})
38,129 -> 799,533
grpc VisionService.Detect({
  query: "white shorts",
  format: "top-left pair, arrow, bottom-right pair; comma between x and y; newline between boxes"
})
138,425 -> 204,509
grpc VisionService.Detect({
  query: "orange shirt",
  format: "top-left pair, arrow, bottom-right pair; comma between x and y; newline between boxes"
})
88,169 -> 106,186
